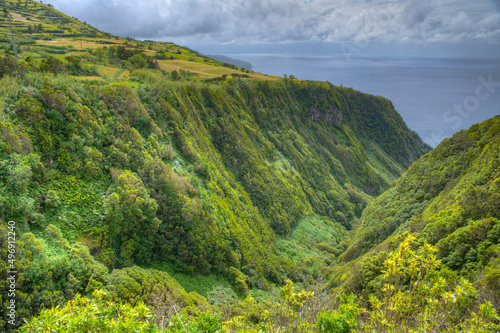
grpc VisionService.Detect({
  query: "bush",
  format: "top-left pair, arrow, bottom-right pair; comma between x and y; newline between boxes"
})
20,291 -> 156,333
316,311 -> 353,333
316,295 -> 363,333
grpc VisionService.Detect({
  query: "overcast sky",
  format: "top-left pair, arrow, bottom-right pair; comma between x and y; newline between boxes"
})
49,0 -> 500,56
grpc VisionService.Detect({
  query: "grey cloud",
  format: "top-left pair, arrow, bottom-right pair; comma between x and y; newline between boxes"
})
52,0 -> 500,45
402,0 -> 432,28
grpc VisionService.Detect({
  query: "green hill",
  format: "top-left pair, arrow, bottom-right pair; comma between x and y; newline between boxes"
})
340,116 -> 500,264
329,116 -> 500,331
0,0 -> 276,81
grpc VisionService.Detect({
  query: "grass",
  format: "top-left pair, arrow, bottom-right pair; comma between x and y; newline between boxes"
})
10,12 -> 41,23
152,261 -> 233,298
72,75 -> 102,81
96,65 -> 129,79
36,38 -> 128,50
157,59 -> 277,80
277,215 -> 345,262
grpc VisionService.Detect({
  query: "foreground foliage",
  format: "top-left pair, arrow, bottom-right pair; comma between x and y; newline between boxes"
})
21,235 -> 499,332
20,291 -> 156,333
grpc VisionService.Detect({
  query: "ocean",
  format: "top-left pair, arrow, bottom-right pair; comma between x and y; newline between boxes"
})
226,54 -> 500,147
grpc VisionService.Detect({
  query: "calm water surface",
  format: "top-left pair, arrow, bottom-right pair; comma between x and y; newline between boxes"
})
227,54 -> 500,147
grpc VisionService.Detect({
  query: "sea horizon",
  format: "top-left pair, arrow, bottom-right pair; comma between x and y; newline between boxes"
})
223,53 -> 500,147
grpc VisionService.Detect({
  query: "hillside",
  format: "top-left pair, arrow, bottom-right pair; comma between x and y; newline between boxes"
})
0,0 -> 274,81
330,116 -> 500,326
8,1 -> 497,332
340,116 -> 500,263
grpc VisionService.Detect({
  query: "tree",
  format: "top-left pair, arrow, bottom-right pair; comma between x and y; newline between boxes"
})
39,56 -> 64,75
94,47 -> 105,62
0,54 -> 18,78
27,24 -> 33,35
129,53 -> 146,69
104,170 -> 160,266
3,8 -> 18,61
37,23 -> 43,35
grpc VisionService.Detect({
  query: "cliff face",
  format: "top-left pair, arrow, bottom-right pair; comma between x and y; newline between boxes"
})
0,62 -> 429,279
142,76 -> 430,273
0,2 -> 435,328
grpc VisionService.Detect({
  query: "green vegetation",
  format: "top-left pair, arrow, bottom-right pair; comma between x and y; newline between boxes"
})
328,116 -> 500,331
0,0 -> 274,81
339,116 -> 500,264
19,234 -> 500,332
1,1 -> 498,332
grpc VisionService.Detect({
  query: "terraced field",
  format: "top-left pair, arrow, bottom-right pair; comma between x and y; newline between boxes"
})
0,0 -> 277,81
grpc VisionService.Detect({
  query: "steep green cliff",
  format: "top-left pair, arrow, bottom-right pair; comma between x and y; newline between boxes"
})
0,66 -> 428,275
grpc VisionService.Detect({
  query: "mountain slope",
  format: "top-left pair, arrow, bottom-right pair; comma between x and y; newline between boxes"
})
0,1 -> 433,330
341,115 -> 500,263
0,68 -> 429,277
0,0 -> 274,81
332,116 -> 500,318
